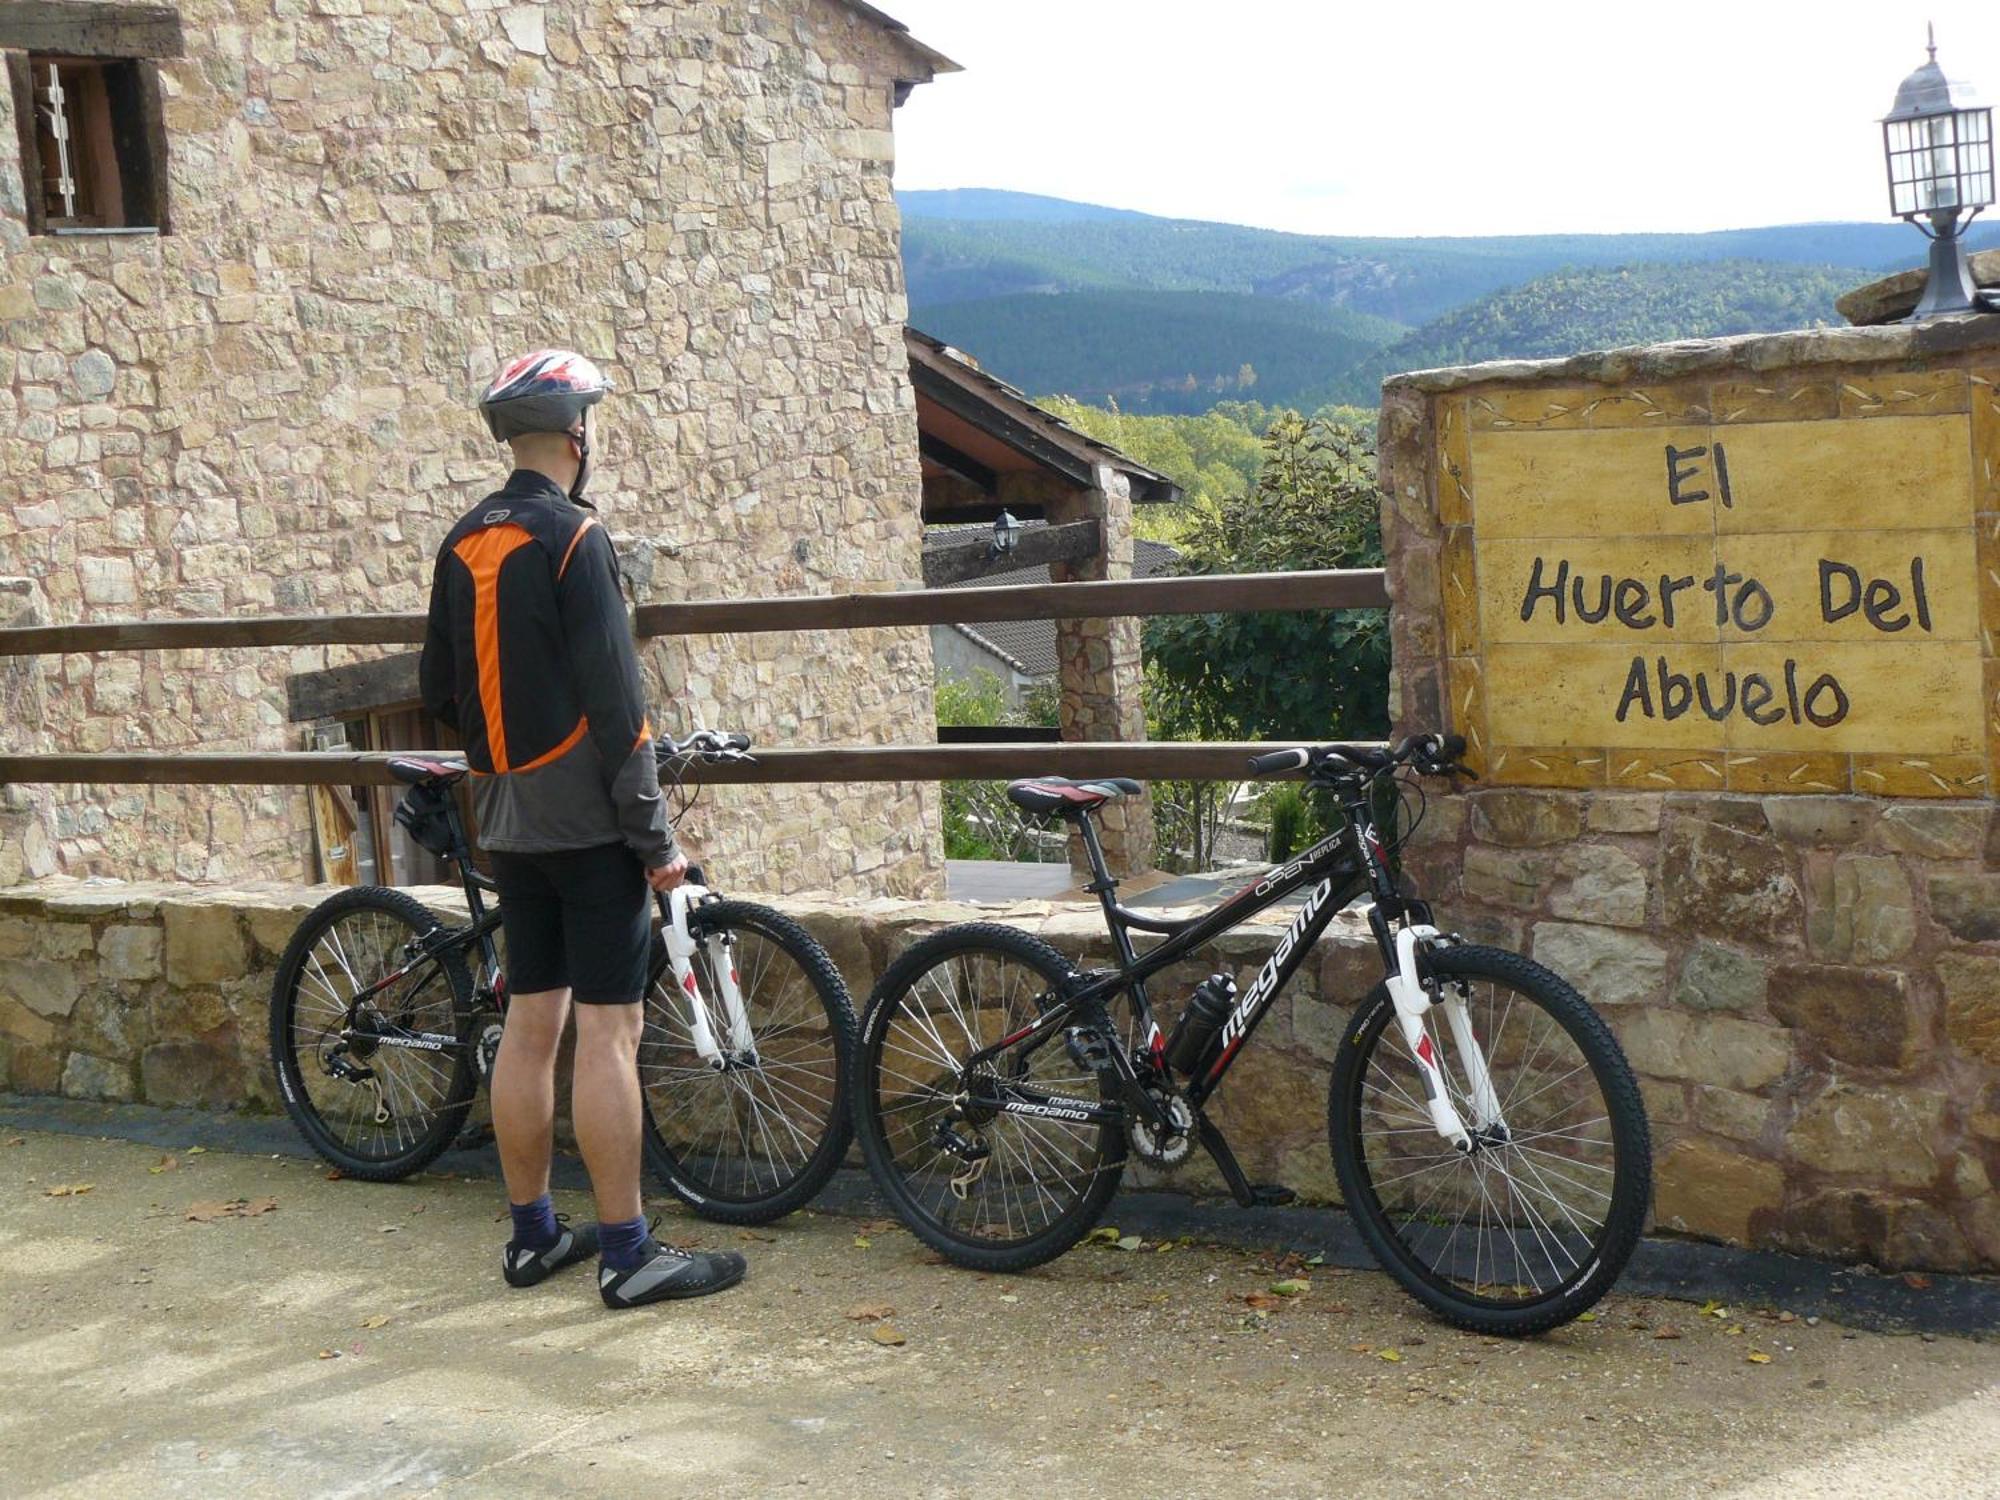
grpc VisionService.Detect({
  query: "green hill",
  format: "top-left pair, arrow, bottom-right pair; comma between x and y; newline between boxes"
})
1325,259 -> 1851,404
912,290 -> 1407,415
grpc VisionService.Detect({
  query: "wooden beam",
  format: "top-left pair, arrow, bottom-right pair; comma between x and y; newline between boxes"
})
0,741 -> 1358,788
285,652 -> 422,723
917,430 -> 997,494
921,519 -> 1100,587
907,359 -> 1096,487
634,568 -> 1389,636
0,569 -> 1390,657
6,55 -> 44,238
0,2 -> 184,58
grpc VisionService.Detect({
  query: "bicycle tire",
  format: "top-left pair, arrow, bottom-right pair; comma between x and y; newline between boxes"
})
1328,943 -> 1651,1336
854,922 -> 1126,1272
269,885 -> 478,1182
638,900 -> 856,1225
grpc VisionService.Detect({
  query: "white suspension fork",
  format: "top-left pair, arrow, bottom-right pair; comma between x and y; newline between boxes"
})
1384,925 -> 1478,1151
661,885 -> 756,1065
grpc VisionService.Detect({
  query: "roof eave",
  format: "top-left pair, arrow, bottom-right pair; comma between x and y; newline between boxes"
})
830,0 -> 962,83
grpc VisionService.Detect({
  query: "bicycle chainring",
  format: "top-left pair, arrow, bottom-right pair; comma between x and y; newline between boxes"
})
473,1019 -> 505,1081
1128,1089 -> 1195,1169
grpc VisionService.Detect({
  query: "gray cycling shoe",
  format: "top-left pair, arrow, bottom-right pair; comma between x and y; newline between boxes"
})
502,1218 -> 599,1288
598,1236 -> 747,1309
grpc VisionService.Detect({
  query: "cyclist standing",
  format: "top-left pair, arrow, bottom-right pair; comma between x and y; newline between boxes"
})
418,349 -> 746,1309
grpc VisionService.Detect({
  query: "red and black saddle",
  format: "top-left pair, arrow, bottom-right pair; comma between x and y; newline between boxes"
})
1004,776 -> 1143,817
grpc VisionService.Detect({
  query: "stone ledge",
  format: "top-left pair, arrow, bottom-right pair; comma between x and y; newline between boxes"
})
1382,312 -> 2000,395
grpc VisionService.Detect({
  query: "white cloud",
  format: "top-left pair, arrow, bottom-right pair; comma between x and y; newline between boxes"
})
884,0 -> 2000,237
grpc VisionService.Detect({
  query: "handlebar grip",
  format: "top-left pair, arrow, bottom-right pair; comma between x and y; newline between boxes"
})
723,732 -> 751,751
1247,747 -> 1312,776
1438,733 -> 1466,761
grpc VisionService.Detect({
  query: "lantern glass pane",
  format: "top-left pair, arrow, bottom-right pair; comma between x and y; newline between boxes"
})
1885,108 -> 1996,216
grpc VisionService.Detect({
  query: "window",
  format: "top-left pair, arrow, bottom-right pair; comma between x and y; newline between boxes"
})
3,4 -> 181,237
14,56 -> 166,233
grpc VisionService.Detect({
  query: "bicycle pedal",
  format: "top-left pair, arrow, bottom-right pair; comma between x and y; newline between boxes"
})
1246,1183 -> 1296,1208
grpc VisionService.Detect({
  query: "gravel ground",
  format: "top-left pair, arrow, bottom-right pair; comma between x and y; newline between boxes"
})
2,1130 -> 1997,1499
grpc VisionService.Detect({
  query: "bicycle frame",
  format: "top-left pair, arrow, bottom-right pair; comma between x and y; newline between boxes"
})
952,772 -> 1491,1194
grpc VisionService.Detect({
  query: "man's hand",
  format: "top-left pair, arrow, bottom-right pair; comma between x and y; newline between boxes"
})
646,855 -> 689,893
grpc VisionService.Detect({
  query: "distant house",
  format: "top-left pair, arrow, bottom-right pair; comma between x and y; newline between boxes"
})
926,526 -> 1181,712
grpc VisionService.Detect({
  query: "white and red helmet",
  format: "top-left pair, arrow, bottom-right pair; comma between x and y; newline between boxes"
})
477,349 -> 612,443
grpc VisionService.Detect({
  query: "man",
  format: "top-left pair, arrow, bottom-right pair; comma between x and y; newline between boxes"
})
419,348 -> 745,1309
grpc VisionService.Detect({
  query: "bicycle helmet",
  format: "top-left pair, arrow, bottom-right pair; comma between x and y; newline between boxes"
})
478,349 -> 613,504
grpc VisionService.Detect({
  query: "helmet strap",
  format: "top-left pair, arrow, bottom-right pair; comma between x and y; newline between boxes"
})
567,423 -> 595,508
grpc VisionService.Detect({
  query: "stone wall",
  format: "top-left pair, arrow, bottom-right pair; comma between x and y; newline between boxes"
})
0,0 -> 943,898
1380,316 -> 2000,1272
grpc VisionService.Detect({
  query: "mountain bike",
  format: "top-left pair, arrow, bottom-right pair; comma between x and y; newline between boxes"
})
853,733 -> 1651,1335
269,729 -> 855,1225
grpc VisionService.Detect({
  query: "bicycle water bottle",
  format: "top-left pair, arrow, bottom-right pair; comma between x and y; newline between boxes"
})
1165,973 -> 1238,1075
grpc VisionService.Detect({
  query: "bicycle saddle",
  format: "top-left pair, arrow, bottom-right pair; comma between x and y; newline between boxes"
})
1005,776 -> 1143,816
385,756 -> 468,789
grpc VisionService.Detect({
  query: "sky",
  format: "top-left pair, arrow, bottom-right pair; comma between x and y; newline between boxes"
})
881,0 -> 2000,238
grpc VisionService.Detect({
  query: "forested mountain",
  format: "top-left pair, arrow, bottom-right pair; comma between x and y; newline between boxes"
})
898,189 -> 1973,414
1321,260 -> 1853,405
914,290 -> 1406,415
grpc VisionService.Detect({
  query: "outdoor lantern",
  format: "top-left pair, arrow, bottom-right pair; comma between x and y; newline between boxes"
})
1881,26 -> 1999,319
990,508 -> 1022,558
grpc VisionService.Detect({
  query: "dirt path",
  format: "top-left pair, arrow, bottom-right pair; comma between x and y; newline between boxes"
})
2,1131 -> 1996,1499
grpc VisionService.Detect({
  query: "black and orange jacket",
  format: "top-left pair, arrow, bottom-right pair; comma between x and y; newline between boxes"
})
418,470 -> 675,867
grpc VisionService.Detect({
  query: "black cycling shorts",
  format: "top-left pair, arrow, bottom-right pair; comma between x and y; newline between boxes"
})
489,843 -> 652,1005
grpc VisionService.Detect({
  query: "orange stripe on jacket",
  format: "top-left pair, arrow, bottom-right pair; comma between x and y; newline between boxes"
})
515,715 -> 589,774
451,523 -> 535,773
557,515 -> 600,580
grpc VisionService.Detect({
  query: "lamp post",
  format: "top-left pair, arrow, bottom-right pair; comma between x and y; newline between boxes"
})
1881,26 -> 1997,319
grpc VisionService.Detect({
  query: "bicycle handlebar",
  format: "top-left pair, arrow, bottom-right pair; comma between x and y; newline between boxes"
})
1246,733 -> 1469,781
654,729 -> 755,767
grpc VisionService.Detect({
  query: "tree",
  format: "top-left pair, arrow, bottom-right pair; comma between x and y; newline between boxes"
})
1142,414 -> 1391,869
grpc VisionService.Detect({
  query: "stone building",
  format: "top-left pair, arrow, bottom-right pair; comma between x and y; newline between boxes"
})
0,0 -> 953,897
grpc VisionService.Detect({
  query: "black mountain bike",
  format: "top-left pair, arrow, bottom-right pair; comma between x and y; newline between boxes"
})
269,729 -> 855,1225
854,733 -> 1651,1335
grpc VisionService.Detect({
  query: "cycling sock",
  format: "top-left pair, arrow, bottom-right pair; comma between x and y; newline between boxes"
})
509,1194 -> 560,1251
598,1215 -> 650,1270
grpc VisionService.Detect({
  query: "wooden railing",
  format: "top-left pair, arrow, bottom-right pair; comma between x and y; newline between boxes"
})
0,567 -> 1390,787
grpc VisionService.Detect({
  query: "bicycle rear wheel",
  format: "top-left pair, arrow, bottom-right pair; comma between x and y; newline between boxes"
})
1329,943 -> 1650,1336
853,923 -> 1126,1272
269,886 -> 477,1181
638,900 -> 855,1224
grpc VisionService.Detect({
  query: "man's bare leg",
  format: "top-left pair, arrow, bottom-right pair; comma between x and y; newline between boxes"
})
491,987 -> 570,1205
571,1001 -> 644,1224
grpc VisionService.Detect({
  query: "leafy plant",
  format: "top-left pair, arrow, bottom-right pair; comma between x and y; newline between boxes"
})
936,669 -> 1064,864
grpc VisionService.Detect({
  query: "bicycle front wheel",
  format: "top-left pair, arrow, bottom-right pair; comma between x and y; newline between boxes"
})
269,886 -> 477,1181
638,900 -> 855,1224
1329,943 -> 1651,1336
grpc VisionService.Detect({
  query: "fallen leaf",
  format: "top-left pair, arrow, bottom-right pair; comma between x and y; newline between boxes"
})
998,1293 -> 1019,1304
1575,1311 -> 1597,1322
3,1137 -> 23,1147
1304,1252 -> 1325,1266
316,1348 -> 340,1360
325,1168 -> 344,1181
1698,1299 -> 1722,1317
852,1236 -> 872,1250
844,1303 -> 895,1322
43,1183 -> 94,1197
149,1156 -> 178,1175
1378,1348 -> 1403,1363
1269,1279 -> 1310,1297
1902,1272 -> 1933,1291
359,1314 -> 390,1330
186,1146 -> 208,1156
1653,1326 -> 1682,1341
1154,1241 -> 1177,1253
737,1229 -> 775,1243
240,1197 -> 278,1216
1776,1311 -> 1797,1324
1242,1293 -> 1284,1312
869,1324 -> 907,1347
1116,1235 -> 1143,1251
1348,1342 -> 1373,1354
1747,1351 -> 1772,1364
1085,1227 -> 1121,1245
